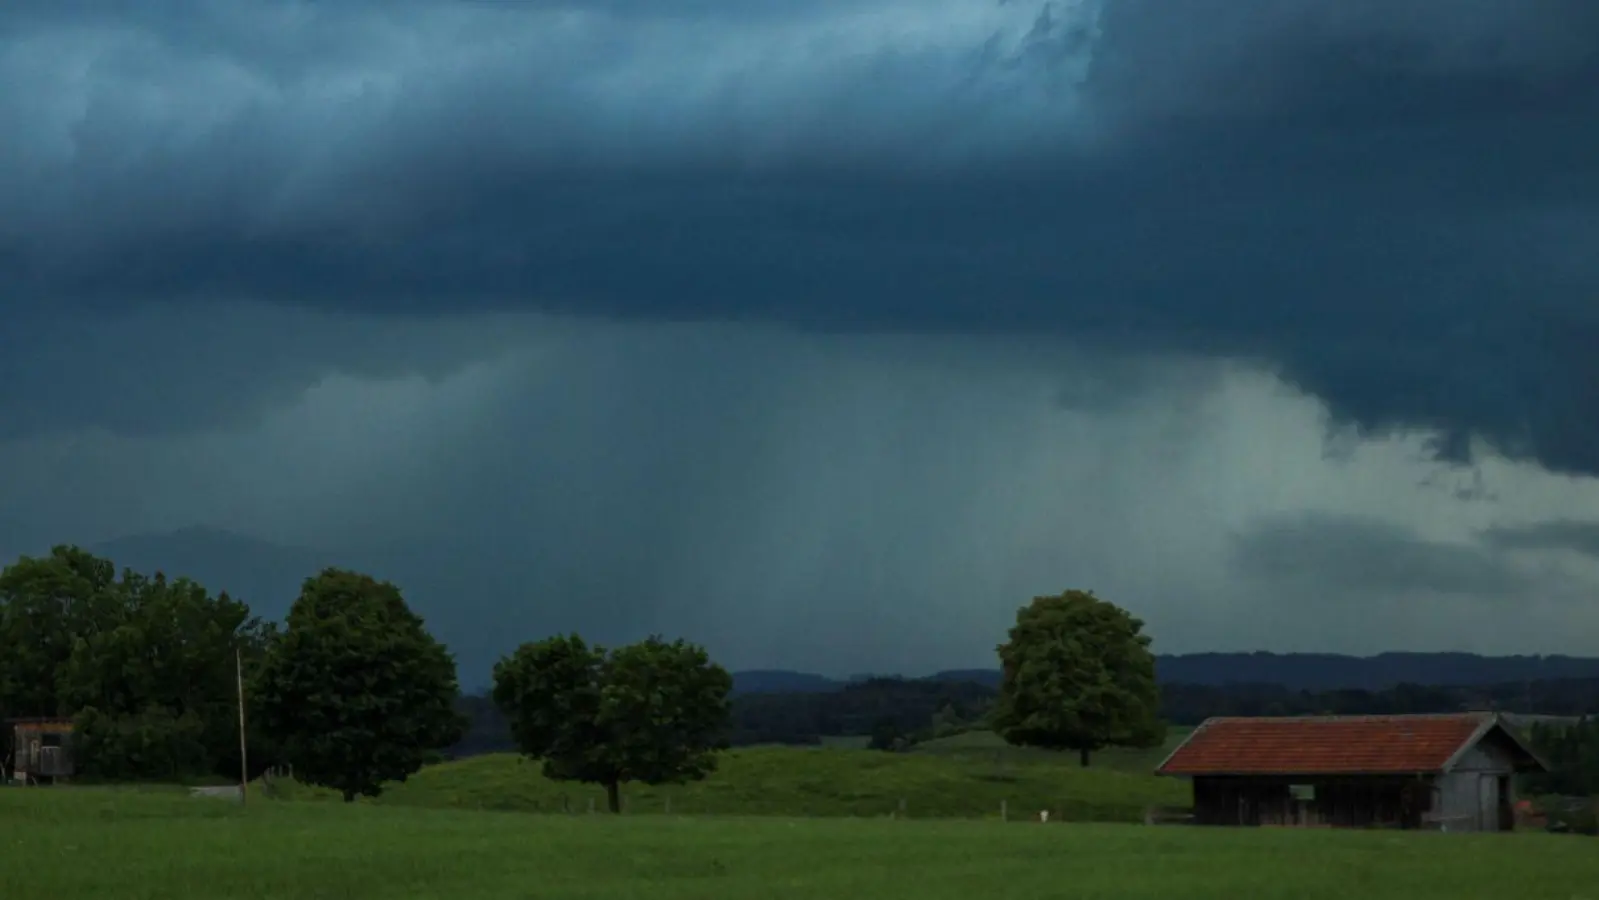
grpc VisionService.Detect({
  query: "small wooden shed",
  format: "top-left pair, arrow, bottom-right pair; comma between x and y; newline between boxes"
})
1155,713 -> 1546,832
7,719 -> 76,785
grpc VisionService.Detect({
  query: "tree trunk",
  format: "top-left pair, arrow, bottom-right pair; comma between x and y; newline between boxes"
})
1079,747 -> 1091,768
342,789 -> 356,803
605,780 -> 621,814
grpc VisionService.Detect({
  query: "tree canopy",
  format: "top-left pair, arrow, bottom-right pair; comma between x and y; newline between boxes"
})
1525,717 -> 1599,798
0,546 -> 125,719
492,634 -> 732,812
991,589 -> 1164,766
0,546 -> 274,780
251,568 -> 465,801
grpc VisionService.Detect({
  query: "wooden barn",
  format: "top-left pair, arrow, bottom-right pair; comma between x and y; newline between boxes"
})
1155,713 -> 1546,832
6,719 -> 76,785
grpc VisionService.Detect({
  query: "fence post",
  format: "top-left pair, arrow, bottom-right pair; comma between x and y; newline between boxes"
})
1001,799 -> 1008,822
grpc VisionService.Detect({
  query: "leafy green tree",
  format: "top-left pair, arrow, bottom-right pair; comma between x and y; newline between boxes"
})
868,716 -> 909,752
0,547 -> 282,780
58,570 -> 274,779
72,705 -> 211,781
252,569 -> 465,802
0,547 -> 126,719
61,575 -> 261,725
1526,717 -> 1599,797
992,589 -> 1164,767
492,634 -> 732,813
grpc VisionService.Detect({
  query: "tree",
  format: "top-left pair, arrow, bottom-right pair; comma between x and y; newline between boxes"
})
0,546 -> 126,719
252,569 -> 465,802
1526,717 -> 1599,797
72,705 -> 211,781
58,569 -> 274,780
991,589 -> 1163,767
0,547 -> 279,780
492,634 -> 732,813
868,716 -> 909,752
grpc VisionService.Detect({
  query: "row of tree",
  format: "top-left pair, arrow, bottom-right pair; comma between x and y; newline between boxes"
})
0,547 -> 273,780
3,546 -> 1170,803
1524,718 -> 1599,798
710,675 -> 1599,750
0,547 -> 468,797
0,547 -> 739,806
1158,680 -> 1599,723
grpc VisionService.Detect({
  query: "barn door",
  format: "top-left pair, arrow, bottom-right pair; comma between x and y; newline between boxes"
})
1477,775 -> 1497,831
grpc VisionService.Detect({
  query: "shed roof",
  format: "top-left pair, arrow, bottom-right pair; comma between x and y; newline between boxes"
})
7,718 -> 74,730
1155,712 -> 1547,777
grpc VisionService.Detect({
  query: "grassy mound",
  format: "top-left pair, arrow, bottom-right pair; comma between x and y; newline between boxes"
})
912,728 -> 1194,773
270,744 -> 1189,821
6,787 -> 1597,900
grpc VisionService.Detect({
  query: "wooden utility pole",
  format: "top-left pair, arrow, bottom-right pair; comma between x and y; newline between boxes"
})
236,646 -> 249,806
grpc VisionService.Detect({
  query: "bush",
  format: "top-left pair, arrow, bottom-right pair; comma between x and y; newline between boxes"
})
73,706 -> 212,781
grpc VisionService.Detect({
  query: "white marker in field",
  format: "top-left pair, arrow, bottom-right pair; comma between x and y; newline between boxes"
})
1039,810 -> 1049,824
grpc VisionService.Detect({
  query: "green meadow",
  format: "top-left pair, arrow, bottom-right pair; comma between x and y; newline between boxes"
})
270,742 -> 1188,822
911,727 -> 1195,771
5,786 -> 1596,900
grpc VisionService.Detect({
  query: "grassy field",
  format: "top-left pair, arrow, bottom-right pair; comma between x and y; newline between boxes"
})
272,744 -> 1189,821
912,728 -> 1194,773
6,787 -> 1598,899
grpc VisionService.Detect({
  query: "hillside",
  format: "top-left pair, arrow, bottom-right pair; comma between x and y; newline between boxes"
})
911,728 -> 1193,772
272,745 -> 1188,822
738,652 -> 1599,694
452,672 -> 1599,758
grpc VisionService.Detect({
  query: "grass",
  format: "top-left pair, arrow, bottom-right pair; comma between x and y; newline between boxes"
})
5,787 -> 1599,899
912,727 -> 1194,774
271,744 -> 1189,821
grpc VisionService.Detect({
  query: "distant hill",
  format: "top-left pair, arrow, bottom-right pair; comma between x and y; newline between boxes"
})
30,527 -> 1599,695
734,652 -> 1599,695
731,670 -> 843,694
926,669 -> 1002,688
1153,652 -> 1599,691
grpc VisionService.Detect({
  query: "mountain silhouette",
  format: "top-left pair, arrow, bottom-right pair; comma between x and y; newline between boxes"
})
47,527 -> 1599,693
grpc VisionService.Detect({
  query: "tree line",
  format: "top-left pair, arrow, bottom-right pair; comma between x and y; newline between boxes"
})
692,674 -> 1599,751
0,546 -> 732,806
1160,680 -> 1599,722
1524,718 -> 1599,798
0,546 -> 274,781
3,547 -> 1172,804
14,545 -> 1597,805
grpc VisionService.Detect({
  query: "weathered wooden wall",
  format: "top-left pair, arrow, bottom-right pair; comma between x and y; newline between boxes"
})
10,722 -> 75,780
1433,732 -> 1518,832
1191,775 -> 1433,829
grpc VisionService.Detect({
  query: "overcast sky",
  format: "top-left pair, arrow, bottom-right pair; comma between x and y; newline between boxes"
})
2,0 -> 1597,678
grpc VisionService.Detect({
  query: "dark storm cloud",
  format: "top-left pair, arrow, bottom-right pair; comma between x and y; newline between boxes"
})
1229,512 -> 1532,598
3,0 -> 1598,471
1481,520 -> 1599,558
0,303 -> 535,438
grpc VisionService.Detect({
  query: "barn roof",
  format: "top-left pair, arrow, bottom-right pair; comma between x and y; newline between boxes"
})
1155,712 -> 1547,777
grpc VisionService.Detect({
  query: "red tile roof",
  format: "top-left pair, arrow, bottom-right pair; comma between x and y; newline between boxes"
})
1157,713 -> 1499,776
